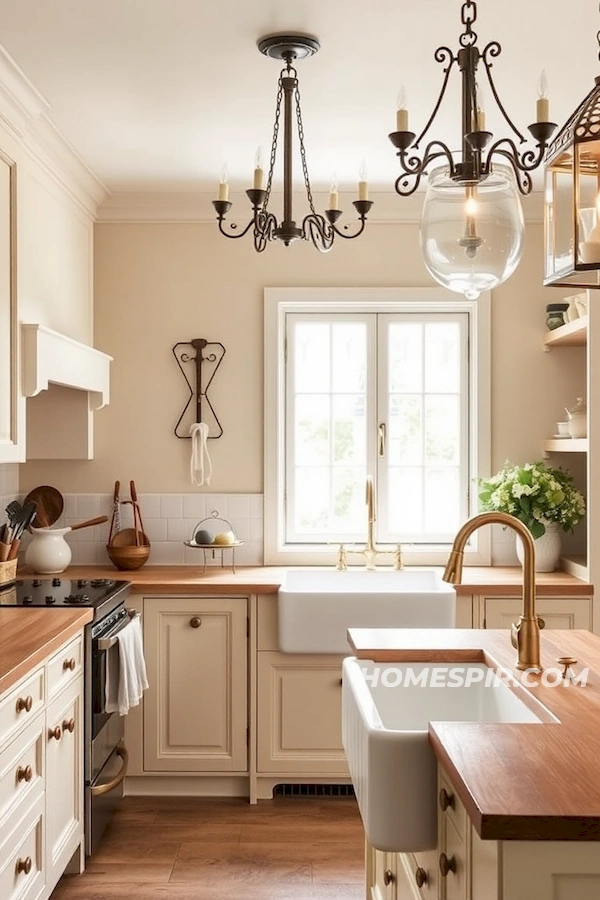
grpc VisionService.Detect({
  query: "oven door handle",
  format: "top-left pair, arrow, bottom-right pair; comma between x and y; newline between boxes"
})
90,745 -> 129,797
97,610 -> 140,651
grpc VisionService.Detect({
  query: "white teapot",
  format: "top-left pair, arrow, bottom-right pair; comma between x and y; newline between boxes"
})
565,397 -> 587,439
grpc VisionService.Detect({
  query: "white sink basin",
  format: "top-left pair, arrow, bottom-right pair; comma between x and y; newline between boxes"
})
277,569 -> 456,653
342,657 -> 557,852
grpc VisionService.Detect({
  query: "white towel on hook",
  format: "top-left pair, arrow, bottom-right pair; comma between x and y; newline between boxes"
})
105,615 -> 149,716
190,422 -> 213,486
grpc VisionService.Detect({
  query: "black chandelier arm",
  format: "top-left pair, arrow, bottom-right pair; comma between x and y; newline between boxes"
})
481,41 -> 526,144
484,142 -> 534,194
215,215 -> 258,241
253,210 -> 278,252
302,213 -> 335,252
413,47 -> 456,149
394,143 -> 456,196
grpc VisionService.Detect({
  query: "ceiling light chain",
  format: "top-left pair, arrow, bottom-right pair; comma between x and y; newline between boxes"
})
213,34 -> 373,253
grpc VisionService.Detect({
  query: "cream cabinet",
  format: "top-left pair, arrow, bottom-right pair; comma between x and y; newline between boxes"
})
0,628 -> 84,900
256,652 -> 348,775
480,594 -> 592,630
368,764 -> 600,900
45,674 -> 83,891
143,596 -> 248,773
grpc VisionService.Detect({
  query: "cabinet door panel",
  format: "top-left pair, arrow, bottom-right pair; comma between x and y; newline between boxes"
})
257,652 -> 348,774
144,597 -> 247,772
483,596 -> 591,630
46,676 -> 83,891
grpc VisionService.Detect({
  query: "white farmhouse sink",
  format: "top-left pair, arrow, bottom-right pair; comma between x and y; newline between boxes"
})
277,569 -> 456,654
342,657 -> 557,852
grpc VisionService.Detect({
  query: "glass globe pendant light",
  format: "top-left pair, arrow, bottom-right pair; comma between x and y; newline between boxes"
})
420,164 -> 524,299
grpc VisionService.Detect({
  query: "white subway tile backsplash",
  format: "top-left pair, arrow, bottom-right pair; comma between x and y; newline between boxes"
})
139,494 -> 161,518
14,491 -> 265,568
160,494 -> 183,519
182,494 -> 206,520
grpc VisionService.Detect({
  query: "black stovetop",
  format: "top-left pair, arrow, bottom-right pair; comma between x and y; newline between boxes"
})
0,577 -> 131,620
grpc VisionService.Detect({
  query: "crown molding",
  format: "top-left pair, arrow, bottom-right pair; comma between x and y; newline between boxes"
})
0,42 -> 108,216
97,186 -> 545,225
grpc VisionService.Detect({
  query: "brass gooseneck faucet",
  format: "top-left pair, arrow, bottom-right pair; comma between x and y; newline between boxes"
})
442,511 -> 543,671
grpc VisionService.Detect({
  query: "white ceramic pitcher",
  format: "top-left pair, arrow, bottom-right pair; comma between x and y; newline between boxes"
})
24,515 -> 109,574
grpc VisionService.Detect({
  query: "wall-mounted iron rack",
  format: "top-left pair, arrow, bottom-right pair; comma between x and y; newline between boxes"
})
172,338 -> 225,439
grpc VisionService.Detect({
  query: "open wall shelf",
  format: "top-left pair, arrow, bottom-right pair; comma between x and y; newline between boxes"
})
543,315 -> 588,348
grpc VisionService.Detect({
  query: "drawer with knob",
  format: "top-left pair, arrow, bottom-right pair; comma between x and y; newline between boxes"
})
439,818 -> 467,900
0,667 -> 44,752
47,634 -> 83,699
0,792 -> 44,900
400,850 -> 438,898
439,772 -> 466,840
0,713 -> 44,836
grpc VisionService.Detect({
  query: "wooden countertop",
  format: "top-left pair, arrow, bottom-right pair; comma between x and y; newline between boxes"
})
19,565 -> 592,596
0,608 -> 93,695
349,627 -> 600,841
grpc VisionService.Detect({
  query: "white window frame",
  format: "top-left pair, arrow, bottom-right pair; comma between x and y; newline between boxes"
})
264,287 -> 491,566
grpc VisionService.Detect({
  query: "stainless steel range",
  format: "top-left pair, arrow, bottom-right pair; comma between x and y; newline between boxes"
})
0,576 -> 133,855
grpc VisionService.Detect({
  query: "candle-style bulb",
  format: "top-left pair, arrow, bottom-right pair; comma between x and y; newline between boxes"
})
396,86 -> 409,131
328,176 -> 339,211
475,83 -> 485,131
218,165 -> 229,202
253,146 -> 264,190
358,161 -> 368,201
536,70 -> 550,122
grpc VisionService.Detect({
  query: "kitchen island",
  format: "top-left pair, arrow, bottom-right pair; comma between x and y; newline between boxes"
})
349,627 -> 600,900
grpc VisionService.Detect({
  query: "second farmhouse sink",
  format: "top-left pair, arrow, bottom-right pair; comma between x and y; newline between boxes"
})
342,657 -> 557,852
277,569 -> 456,653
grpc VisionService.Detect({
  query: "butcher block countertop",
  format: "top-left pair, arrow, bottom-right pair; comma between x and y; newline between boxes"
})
0,607 -> 92,695
349,627 -> 600,841
26,565 -> 593,596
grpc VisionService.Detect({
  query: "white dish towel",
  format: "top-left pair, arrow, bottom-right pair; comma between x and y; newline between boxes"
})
105,614 -> 149,716
190,422 -> 213,486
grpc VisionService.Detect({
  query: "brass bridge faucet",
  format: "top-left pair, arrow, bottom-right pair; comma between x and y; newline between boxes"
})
442,511 -> 543,671
336,476 -> 404,570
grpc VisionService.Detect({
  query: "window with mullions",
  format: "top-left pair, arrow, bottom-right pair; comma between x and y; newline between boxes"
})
264,288 -> 490,566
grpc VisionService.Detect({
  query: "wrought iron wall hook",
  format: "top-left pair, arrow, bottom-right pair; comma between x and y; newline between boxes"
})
172,338 -> 225,439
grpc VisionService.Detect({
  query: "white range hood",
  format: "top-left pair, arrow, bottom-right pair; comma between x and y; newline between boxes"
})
22,324 -> 113,460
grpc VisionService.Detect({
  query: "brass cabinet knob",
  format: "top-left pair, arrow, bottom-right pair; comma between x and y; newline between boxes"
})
383,868 -> 394,886
557,656 -> 578,679
439,787 -> 455,811
48,726 -> 62,741
16,695 -> 33,714
16,856 -> 32,875
190,617 -> 202,628
63,658 -> 76,671
439,853 -> 457,877
415,866 -> 428,888
538,616 -> 546,630
338,678 -> 343,687
17,765 -> 32,783
63,718 -> 75,734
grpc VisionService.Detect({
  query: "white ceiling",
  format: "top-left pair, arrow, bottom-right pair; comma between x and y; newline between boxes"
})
0,0 -> 595,194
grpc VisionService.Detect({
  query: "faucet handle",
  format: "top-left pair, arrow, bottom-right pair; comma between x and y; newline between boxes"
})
336,544 -> 348,571
557,656 -> 578,679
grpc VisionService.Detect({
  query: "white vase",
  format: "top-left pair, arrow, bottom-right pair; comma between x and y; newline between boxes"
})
515,521 -> 561,573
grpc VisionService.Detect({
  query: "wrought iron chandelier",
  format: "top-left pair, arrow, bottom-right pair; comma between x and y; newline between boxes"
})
213,34 -> 373,253
389,0 -> 557,299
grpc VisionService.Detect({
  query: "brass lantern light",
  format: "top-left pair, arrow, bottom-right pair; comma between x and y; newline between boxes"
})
544,31 -> 600,287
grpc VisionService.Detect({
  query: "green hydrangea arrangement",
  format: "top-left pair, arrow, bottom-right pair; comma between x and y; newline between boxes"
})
477,461 -> 585,538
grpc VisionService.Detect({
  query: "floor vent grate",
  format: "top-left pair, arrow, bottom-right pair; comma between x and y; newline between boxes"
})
273,783 -> 355,798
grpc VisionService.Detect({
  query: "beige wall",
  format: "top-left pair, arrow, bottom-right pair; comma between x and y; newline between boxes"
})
20,219 -> 584,495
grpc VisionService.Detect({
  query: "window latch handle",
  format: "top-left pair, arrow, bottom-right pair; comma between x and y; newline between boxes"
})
378,422 -> 386,457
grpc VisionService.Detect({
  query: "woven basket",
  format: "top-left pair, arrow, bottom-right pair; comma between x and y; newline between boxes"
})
0,559 -> 18,586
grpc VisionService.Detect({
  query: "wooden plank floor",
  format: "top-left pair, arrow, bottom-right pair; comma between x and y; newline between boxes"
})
51,796 -> 365,900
